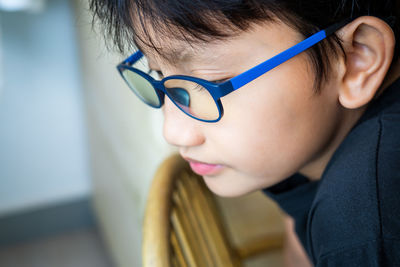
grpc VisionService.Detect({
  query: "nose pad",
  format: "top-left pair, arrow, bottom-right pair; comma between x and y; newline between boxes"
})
152,81 -> 165,107
155,89 -> 165,107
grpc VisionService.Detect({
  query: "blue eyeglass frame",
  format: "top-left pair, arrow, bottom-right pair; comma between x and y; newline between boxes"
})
117,19 -> 350,123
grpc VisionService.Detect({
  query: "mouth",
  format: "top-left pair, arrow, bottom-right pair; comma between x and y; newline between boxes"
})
182,157 -> 224,176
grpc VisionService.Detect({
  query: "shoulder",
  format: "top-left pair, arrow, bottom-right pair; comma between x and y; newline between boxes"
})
307,81 -> 400,263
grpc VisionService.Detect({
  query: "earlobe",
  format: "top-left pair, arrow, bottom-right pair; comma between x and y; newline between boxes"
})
337,16 -> 395,109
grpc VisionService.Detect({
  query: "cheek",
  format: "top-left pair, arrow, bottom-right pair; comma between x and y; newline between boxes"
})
216,56 -> 339,177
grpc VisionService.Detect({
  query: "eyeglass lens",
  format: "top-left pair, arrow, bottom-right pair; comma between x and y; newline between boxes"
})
121,68 -> 220,121
164,79 -> 219,120
121,70 -> 161,107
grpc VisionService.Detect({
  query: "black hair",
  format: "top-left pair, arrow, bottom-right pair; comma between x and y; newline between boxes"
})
90,0 -> 399,90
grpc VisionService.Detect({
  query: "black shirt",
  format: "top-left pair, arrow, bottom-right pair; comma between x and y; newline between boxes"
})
263,78 -> 400,266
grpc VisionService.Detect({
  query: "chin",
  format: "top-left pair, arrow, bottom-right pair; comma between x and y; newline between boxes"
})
202,177 -> 254,198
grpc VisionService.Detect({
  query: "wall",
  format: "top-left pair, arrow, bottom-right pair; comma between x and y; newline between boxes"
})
0,0 -> 90,216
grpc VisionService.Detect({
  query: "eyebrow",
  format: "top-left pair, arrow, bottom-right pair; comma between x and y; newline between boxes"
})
135,40 -> 199,66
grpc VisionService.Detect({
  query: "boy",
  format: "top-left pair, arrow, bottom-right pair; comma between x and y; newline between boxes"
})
90,0 -> 400,266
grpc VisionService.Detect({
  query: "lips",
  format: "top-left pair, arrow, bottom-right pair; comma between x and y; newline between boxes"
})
183,157 -> 223,176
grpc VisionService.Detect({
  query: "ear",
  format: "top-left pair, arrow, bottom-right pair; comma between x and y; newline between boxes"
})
337,16 -> 395,109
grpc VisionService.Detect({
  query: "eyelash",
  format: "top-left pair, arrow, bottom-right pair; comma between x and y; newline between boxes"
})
156,70 -> 164,79
212,78 -> 229,84
147,69 -> 164,80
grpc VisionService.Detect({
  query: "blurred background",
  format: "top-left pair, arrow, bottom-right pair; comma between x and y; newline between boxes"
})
0,0 -> 173,266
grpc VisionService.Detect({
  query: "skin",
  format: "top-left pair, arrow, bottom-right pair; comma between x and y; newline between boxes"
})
138,16 -> 399,266
147,22 -> 342,197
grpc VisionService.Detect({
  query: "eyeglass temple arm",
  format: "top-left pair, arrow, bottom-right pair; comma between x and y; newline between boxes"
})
120,50 -> 144,66
229,19 -> 352,90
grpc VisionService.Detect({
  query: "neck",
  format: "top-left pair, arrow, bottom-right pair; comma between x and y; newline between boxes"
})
380,58 -> 400,95
299,106 -> 366,180
299,58 -> 400,180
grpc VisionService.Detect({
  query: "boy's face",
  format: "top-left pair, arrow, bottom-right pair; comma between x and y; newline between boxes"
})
144,21 -> 346,197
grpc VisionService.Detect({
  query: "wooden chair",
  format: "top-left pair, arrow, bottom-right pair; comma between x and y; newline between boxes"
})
142,154 -> 283,267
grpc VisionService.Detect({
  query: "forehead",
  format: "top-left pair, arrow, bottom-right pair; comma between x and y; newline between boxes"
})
131,14 -> 260,66
134,31 -> 226,67
136,41 -> 197,64
133,19 -> 293,69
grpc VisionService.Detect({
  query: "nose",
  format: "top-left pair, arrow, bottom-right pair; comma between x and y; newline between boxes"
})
162,96 -> 205,148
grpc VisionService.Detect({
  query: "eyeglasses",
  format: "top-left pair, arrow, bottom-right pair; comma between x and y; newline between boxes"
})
117,20 -> 349,122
